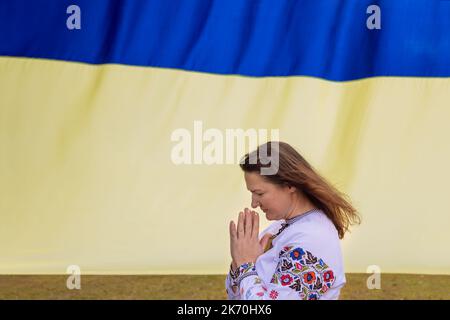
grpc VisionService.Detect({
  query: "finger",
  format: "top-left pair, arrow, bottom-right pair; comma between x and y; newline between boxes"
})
237,211 -> 244,239
246,209 -> 253,237
252,211 -> 259,239
260,233 -> 273,250
247,208 -> 254,238
244,208 -> 252,237
229,221 -> 237,240
229,221 -> 237,262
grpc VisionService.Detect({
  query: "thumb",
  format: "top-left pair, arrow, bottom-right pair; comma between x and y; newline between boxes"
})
259,233 -> 273,250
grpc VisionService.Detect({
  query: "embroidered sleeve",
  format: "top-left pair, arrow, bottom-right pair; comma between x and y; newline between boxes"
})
237,246 -> 336,300
225,263 -> 241,300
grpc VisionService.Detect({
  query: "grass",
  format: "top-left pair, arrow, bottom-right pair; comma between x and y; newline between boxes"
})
0,274 -> 449,300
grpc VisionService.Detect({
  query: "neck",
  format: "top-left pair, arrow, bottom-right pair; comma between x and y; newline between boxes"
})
284,197 -> 317,221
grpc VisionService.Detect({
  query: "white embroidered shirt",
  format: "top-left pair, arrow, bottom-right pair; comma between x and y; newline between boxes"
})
225,209 -> 346,300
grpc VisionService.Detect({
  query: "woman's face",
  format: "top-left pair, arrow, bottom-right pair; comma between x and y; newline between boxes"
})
244,171 -> 296,221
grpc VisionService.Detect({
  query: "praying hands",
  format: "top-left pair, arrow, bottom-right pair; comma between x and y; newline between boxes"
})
229,208 -> 272,270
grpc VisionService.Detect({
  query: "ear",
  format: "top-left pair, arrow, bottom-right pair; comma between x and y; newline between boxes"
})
287,185 -> 297,193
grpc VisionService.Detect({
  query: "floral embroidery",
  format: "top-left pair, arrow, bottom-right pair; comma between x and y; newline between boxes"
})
313,276 -> 323,290
290,278 -> 302,291
237,263 -> 256,277
269,290 -> 279,300
303,271 -> 316,285
290,248 -> 305,260
323,270 -> 335,285
308,292 -> 319,300
229,264 -> 239,283
305,251 -> 318,264
280,274 -> 294,286
238,262 -> 255,274
270,246 -> 336,300
230,262 -> 256,282
235,262 -> 259,288
280,258 -> 293,271
321,281 -> 329,293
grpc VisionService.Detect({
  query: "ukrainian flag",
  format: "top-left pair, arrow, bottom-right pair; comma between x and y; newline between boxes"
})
0,0 -> 449,274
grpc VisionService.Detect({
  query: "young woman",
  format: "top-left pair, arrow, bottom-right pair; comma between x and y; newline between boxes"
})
226,141 -> 360,300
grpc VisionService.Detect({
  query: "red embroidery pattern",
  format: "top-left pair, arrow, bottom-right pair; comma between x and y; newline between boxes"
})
270,246 -> 336,300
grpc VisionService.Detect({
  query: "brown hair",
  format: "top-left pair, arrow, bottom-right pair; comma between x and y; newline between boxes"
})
240,141 -> 361,239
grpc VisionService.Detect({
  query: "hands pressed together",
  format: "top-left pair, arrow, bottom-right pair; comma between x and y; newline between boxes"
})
229,208 -> 272,270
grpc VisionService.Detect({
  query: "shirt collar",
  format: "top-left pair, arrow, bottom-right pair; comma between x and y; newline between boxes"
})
284,208 -> 321,225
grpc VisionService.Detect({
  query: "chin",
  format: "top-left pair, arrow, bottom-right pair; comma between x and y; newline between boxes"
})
265,212 -> 276,221
265,211 -> 282,221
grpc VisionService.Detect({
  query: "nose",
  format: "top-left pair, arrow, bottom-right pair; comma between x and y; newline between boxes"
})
251,197 -> 259,209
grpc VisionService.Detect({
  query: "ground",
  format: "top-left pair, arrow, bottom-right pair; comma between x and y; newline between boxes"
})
0,274 -> 448,299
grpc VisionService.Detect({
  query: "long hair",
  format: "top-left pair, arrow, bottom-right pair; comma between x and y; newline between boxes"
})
239,141 -> 361,239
